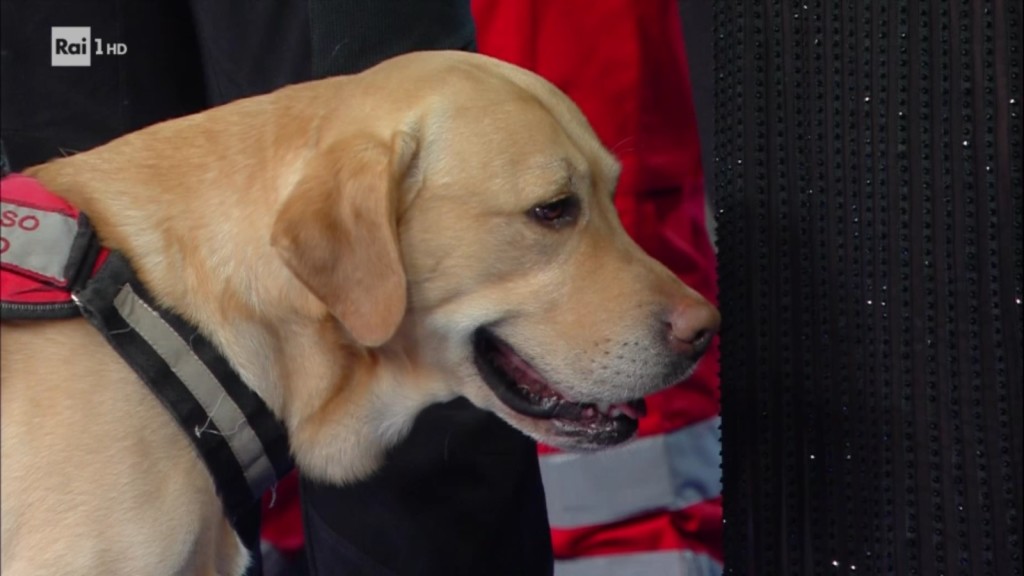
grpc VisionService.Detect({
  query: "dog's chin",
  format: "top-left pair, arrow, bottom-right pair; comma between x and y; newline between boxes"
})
470,327 -> 645,449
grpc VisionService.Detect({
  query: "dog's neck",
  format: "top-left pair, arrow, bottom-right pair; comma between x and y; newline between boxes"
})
28,106 -> 450,484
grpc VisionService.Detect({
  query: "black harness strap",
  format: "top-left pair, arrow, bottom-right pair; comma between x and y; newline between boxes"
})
74,251 -> 293,556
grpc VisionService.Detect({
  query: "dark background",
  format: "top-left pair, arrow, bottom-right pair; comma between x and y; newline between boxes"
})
714,2 -> 1022,575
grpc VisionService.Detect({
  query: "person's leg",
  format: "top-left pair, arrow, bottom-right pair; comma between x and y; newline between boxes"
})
303,400 -> 552,575
308,0 -> 477,77
297,6 -> 552,572
186,1 -> 311,107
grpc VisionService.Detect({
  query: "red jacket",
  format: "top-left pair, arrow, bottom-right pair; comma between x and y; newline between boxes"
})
473,1 -> 723,572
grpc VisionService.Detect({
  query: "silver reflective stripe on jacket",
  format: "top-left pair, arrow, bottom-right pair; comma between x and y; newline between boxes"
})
541,416 -> 722,528
555,550 -> 722,576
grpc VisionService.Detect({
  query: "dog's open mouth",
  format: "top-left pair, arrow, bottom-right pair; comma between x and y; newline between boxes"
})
472,328 -> 645,445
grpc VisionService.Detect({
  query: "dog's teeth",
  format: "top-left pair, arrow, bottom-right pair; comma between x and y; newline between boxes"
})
596,402 -> 611,414
609,406 -> 623,418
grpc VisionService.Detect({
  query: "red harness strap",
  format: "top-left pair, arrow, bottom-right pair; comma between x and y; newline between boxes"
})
0,173 -> 107,318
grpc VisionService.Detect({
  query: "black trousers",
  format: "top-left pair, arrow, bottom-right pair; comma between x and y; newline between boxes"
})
1,2 -> 552,575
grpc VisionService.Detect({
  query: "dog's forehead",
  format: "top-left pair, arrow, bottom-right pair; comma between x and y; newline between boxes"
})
437,96 -> 618,177
524,156 -> 619,196
385,53 -> 620,193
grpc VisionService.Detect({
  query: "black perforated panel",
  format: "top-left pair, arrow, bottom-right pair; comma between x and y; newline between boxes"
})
714,1 -> 1023,574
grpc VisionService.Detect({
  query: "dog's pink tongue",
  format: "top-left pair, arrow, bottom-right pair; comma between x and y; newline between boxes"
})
495,340 -> 563,399
613,402 -> 641,419
599,399 -> 648,419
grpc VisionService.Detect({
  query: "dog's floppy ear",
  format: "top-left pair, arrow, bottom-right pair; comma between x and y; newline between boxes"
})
271,132 -> 419,347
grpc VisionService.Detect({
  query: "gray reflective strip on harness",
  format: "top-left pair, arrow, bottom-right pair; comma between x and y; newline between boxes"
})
0,200 -> 78,283
112,283 -> 278,499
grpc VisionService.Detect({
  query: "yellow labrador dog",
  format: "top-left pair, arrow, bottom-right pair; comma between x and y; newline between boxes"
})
0,51 -> 719,574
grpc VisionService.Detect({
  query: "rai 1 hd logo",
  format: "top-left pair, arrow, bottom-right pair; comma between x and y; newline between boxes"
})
51,27 -> 127,67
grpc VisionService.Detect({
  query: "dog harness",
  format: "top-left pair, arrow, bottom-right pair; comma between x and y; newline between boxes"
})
0,173 -> 293,557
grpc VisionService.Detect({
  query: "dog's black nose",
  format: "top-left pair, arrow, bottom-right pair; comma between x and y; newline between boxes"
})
665,299 -> 720,360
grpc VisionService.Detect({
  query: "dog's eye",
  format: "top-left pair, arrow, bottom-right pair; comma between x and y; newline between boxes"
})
530,195 -> 580,228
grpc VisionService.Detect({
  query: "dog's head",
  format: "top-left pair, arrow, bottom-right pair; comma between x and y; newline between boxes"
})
271,52 -> 719,450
